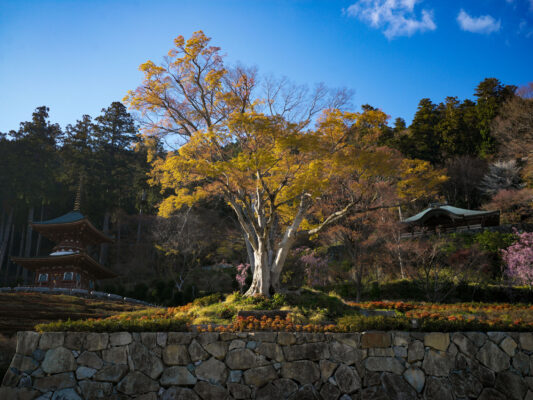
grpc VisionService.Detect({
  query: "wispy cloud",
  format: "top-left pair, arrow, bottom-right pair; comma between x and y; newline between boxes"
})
457,9 -> 501,34
345,0 -> 436,39
518,19 -> 533,38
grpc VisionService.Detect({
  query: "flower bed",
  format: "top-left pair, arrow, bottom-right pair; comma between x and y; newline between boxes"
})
35,298 -> 533,333
347,301 -> 533,331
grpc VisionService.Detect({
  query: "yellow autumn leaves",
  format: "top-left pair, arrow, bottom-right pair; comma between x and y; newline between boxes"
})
125,30 -> 447,228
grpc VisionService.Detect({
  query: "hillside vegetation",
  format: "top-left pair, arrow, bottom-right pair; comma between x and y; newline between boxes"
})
0,292 -> 151,335
35,290 -> 533,333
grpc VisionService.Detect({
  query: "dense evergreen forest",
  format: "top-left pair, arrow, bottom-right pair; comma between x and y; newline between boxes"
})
0,77 -> 531,304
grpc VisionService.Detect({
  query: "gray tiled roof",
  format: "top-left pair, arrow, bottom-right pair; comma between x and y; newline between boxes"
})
403,205 -> 497,223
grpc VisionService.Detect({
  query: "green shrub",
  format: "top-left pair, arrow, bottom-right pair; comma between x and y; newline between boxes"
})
337,315 -> 411,331
473,230 -> 516,253
226,292 -> 287,310
324,280 -> 533,303
35,315 -> 189,332
283,289 -> 348,318
193,293 -> 224,307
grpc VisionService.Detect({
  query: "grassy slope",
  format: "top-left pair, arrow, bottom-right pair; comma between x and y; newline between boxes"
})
0,292 -> 151,335
35,289 -> 533,333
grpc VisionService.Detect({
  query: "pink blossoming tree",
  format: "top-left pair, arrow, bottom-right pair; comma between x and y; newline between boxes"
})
236,263 -> 251,293
502,230 -> 533,287
297,247 -> 329,287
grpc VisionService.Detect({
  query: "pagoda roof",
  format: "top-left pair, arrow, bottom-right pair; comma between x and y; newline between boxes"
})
403,204 -> 499,225
31,211 -> 113,244
36,211 -> 85,225
11,253 -> 118,280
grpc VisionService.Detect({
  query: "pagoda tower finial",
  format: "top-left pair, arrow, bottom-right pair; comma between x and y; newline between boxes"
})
73,175 -> 83,211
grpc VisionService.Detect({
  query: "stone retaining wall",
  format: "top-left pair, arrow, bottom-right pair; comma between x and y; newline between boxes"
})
2,330 -> 533,399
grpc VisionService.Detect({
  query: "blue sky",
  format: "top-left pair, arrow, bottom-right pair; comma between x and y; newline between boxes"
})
1,0 -> 532,133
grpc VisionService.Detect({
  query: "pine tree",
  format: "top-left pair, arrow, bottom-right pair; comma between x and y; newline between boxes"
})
475,78 -> 516,156
404,98 -> 441,163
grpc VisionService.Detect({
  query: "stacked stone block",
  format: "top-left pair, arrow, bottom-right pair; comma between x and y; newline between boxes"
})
2,330 -> 533,399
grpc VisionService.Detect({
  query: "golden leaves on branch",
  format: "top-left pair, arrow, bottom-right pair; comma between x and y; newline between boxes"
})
398,159 -> 448,201
126,30 -> 448,231
124,31 -> 232,140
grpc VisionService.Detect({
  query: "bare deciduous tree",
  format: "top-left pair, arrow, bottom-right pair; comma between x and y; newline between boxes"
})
483,188 -> 533,223
151,206 -> 240,291
403,237 -> 490,302
479,160 -> 524,197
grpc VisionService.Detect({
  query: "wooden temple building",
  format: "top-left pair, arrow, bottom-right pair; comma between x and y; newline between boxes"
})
401,203 -> 500,238
12,201 -> 117,290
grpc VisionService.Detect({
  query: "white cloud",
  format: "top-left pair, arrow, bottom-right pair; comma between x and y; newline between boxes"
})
345,0 -> 436,39
457,9 -> 501,34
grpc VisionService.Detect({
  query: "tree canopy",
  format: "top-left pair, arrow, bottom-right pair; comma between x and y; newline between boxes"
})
126,31 -> 446,296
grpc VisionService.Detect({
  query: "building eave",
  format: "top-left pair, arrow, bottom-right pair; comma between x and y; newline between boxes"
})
31,219 -> 114,244
11,254 -> 118,280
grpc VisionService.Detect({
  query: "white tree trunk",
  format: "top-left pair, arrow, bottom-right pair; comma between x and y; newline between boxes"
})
269,203 -> 307,291
243,232 -> 255,273
245,243 -> 270,296
234,193 -> 310,297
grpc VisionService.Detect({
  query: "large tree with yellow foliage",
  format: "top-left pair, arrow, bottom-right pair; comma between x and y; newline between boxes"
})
125,31 -> 446,296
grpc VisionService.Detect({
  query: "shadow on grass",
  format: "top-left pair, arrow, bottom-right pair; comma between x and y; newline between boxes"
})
325,279 -> 533,303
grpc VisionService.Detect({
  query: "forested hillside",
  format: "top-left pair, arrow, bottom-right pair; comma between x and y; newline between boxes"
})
1,73 -> 531,304
0,102 -> 244,303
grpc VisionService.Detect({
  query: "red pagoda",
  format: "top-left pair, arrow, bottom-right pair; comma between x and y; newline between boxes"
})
12,200 -> 117,290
